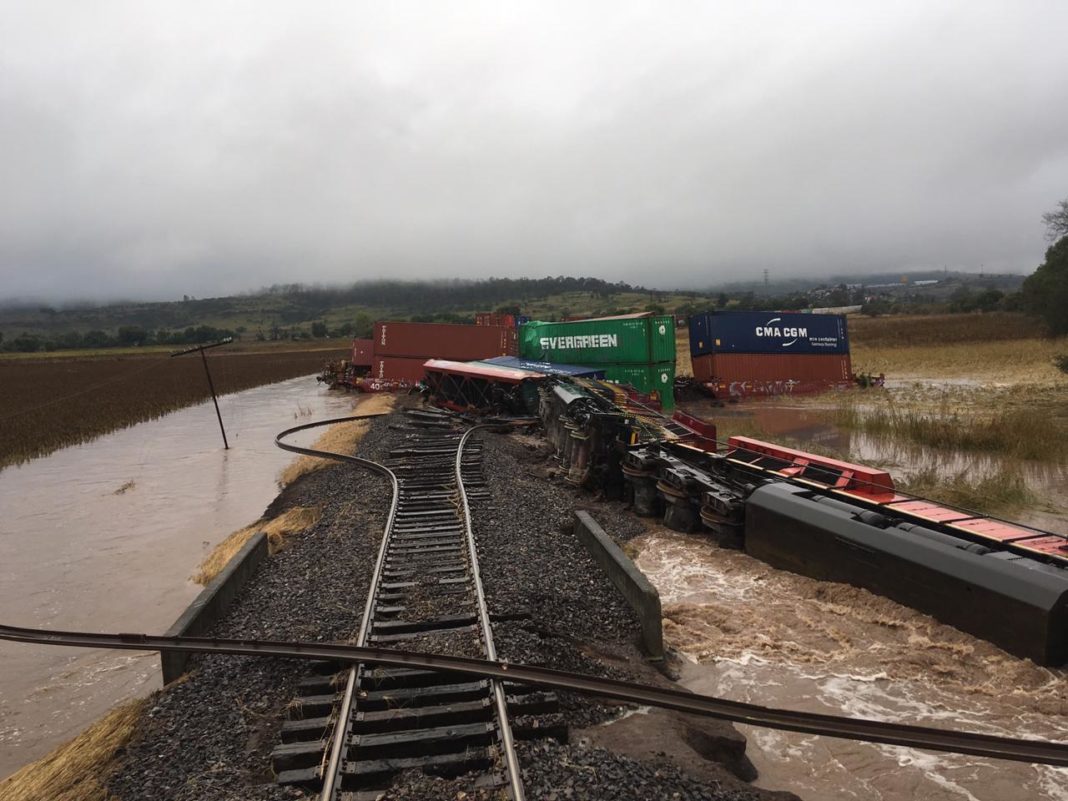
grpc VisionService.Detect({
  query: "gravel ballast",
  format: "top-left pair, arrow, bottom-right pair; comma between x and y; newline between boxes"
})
101,406 -> 798,801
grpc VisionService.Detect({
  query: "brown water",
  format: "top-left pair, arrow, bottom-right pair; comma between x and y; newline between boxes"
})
643,392 -> 1068,800
636,529 -> 1068,801
0,377 -> 359,778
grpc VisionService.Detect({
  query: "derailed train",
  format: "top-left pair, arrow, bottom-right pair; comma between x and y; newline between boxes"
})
535,378 -> 1068,667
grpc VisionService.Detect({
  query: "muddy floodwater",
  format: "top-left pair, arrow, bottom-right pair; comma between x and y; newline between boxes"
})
0,376 -> 358,778
637,528 -> 1068,801
648,393 -> 1068,800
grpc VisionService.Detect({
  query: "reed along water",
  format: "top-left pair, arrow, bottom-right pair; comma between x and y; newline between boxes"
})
0,376 -> 358,778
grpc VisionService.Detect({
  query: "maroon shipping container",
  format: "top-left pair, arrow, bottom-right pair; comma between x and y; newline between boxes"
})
373,356 -> 430,383
475,312 -> 515,327
351,338 -> 373,367
374,321 -> 517,360
692,352 -> 853,398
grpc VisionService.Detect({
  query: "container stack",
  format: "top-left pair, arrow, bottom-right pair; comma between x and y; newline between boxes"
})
346,322 -> 518,385
518,313 -> 676,409
688,311 -> 851,398
371,321 -> 518,383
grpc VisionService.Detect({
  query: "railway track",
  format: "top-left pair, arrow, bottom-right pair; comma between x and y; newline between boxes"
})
4,405 -> 1068,792
271,408 -> 534,800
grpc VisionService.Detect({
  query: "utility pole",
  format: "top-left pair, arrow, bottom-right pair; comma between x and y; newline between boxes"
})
170,338 -> 233,449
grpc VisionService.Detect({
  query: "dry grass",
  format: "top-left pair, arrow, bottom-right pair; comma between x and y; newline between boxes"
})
675,329 -> 692,377
277,394 -> 395,487
849,312 -> 1045,348
192,505 -> 322,584
0,698 -> 146,801
834,389 -> 1068,463
847,313 -> 1066,383
851,338 -> 1068,383
836,403 -> 1061,463
901,466 -> 1038,515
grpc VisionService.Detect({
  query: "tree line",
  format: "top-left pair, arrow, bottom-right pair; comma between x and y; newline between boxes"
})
0,324 -> 240,353
3,234 -> 1066,353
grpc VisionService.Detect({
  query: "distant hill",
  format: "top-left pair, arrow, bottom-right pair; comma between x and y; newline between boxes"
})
0,270 -> 1035,351
0,277 -> 694,343
708,269 -> 1026,295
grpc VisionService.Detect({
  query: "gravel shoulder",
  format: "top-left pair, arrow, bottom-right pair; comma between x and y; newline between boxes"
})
102,405 -> 799,801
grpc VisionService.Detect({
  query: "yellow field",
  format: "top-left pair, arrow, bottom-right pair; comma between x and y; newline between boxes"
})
851,339 -> 1065,383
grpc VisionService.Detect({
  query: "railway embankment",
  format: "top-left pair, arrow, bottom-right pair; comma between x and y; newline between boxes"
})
9,403 -> 797,801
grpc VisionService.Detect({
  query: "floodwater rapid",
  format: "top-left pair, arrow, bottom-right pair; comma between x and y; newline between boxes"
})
637,529 -> 1068,800
0,376 -> 358,778
641,396 -> 1068,801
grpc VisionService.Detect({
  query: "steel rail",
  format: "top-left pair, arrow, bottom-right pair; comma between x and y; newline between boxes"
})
275,413 -> 400,801
276,412 -> 526,797
456,426 -> 525,801
2,622 -> 1066,766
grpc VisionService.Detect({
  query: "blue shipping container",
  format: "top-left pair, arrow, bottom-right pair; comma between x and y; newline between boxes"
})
689,311 -> 849,356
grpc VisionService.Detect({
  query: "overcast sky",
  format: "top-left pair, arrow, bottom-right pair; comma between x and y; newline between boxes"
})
2,1 -> 1067,302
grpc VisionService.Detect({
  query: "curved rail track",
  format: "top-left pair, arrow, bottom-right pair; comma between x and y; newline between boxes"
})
271,408 -> 527,800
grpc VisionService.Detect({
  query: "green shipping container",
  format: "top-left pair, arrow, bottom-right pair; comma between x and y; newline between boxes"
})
519,315 -> 676,365
602,361 -> 675,410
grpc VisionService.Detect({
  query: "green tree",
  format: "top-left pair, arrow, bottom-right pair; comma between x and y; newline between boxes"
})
311,320 -> 328,338
12,333 -> 40,352
974,289 -> 1004,312
353,313 -> 373,338
117,325 -> 148,346
1022,236 -> 1068,335
83,329 -> 112,348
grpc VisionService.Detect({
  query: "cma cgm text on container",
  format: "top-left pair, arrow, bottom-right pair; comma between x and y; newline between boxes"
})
689,311 -> 849,356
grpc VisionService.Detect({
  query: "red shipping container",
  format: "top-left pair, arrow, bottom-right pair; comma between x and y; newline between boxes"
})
692,352 -> 853,398
351,338 -> 373,367
373,356 -> 430,383
475,312 -> 515,327
373,321 -> 517,360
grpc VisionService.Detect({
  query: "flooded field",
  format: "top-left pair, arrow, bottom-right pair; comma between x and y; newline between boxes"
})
679,381 -> 1068,531
637,527 -> 1068,801
0,376 -> 359,778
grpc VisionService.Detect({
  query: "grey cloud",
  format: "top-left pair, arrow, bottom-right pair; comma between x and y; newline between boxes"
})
1,1 -> 1067,301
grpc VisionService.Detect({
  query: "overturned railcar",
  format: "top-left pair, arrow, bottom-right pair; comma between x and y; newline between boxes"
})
746,482 -> 1068,665
616,429 -> 1068,666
